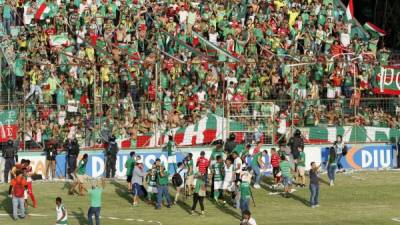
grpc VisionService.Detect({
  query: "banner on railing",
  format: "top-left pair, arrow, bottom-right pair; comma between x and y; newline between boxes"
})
373,66 -> 400,95
0,110 -> 18,142
300,126 -> 400,144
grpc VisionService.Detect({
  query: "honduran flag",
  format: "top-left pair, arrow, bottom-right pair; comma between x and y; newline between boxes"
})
346,0 -> 354,21
363,22 -> 387,37
35,2 -> 50,21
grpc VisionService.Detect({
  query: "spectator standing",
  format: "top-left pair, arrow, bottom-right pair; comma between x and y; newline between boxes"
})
335,135 -> 345,172
3,140 -> 18,183
11,170 -> 28,220
309,162 -> 321,208
166,136 -> 177,173
296,147 -> 306,188
156,165 -> 172,209
105,135 -> 119,178
251,150 -> 268,189
45,143 -> 58,180
240,210 -> 257,225
196,151 -> 209,184
88,178 -> 106,225
270,148 -> 281,185
125,151 -> 136,191
327,147 -> 337,186
191,173 -> 206,215
66,139 -> 79,180
279,155 -> 293,198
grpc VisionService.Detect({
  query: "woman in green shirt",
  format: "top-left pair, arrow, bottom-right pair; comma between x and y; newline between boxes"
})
191,173 -> 206,215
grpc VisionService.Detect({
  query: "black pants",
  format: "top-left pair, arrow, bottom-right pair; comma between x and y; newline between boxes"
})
191,193 -> 204,211
105,157 -> 116,178
67,155 -> 77,179
4,157 -> 15,183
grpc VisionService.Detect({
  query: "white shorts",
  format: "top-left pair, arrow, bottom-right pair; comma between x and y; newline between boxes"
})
147,186 -> 158,194
214,181 -> 223,191
222,181 -> 234,192
168,155 -> 177,164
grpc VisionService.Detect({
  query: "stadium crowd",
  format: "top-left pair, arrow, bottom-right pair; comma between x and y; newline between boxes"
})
0,0 -> 396,148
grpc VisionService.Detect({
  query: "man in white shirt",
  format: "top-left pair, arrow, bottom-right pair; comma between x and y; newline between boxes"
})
178,6 -> 188,27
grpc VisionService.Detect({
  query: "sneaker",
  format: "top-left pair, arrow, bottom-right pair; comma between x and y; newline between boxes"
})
201,211 -> 204,215
311,205 -> 316,209
190,210 -> 195,215
315,204 -> 320,207
167,205 -> 172,208
253,184 -> 261,189
329,180 -> 334,186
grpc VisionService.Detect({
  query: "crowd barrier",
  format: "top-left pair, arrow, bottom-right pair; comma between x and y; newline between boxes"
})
9,144 -> 397,180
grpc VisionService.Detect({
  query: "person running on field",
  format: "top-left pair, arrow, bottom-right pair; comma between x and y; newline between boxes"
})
222,158 -> 235,204
251,150 -> 268,189
132,157 -> 146,206
279,155 -> 293,198
212,155 -> 224,203
174,162 -> 187,204
125,151 -> 136,191
69,154 -> 88,195
296,147 -> 306,188
270,148 -> 281,186
156,165 -> 172,209
55,197 -> 68,225
88,178 -> 106,225
209,140 -> 224,198
327,147 -> 337,186
309,162 -> 321,208
191,173 -> 206,216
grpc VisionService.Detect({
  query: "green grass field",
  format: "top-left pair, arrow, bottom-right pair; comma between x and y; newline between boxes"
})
0,171 -> 400,225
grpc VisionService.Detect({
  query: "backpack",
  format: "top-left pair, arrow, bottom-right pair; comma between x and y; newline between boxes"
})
172,169 -> 183,187
342,145 -> 348,156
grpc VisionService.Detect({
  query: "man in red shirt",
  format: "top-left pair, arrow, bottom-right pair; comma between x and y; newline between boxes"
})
270,148 -> 281,185
196,151 -> 209,184
11,170 -> 28,220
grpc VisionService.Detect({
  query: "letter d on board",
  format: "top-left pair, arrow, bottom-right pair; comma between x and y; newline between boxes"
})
361,151 -> 372,168
92,156 -> 105,178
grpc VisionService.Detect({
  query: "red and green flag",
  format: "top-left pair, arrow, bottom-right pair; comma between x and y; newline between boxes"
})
373,66 -> 400,95
0,110 -> 18,142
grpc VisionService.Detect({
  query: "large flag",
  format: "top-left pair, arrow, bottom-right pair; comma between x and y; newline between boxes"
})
363,22 -> 387,37
372,66 -> 400,95
35,2 -> 50,21
346,0 -> 354,21
0,110 -> 18,142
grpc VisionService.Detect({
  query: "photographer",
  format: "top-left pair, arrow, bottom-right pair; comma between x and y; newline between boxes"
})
45,142 -> 58,180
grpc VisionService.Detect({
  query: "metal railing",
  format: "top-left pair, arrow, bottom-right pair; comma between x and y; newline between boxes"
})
0,97 -> 399,151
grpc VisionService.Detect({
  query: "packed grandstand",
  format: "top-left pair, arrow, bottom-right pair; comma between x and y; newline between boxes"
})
0,0 -> 398,150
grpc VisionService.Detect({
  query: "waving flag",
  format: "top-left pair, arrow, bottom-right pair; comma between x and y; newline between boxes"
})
363,22 -> 387,37
346,0 -> 354,21
35,2 -> 49,21
49,34 -> 70,47
0,110 -> 18,142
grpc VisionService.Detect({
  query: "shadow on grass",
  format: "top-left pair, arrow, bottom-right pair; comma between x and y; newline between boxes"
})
0,190 -> 12,218
289,193 -> 310,207
71,207 -> 88,225
110,181 -> 132,205
176,195 -> 192,213
318,177 -> 330,186
208,196 -> 242,220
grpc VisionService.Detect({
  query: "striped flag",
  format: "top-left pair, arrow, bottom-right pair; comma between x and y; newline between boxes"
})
363,22 -> 387,37
49,34 -> 70,47
35,2 -> 50,21
346,0 -> 354,21
0,110 -> 18,142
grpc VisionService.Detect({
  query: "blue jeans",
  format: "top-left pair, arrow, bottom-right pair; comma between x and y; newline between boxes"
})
309,184 -> 319,206
328,164 -> 337,182
88,207 -> 101,225
3,18 -> 11,35
240,198 -> 250,213
336,154 -> 343,170
251,164 -> 261,185
156,185 -> 171,208
12,197 -> 25,219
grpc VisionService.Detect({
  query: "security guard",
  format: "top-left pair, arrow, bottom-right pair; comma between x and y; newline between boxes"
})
3,140 -> 18,183
66,139 -> 80,179
105,135 -> 119,178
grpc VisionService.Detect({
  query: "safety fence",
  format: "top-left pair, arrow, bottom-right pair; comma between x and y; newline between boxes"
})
0,97 -> 400,151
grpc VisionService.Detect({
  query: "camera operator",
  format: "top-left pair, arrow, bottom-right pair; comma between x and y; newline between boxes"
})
105,135 -> 119,178
45,142 -> 58,180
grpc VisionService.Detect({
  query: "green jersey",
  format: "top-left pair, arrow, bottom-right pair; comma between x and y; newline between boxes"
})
167,141 -> 175,156
212,162 -> 224,181
56,203 -> 67,225
279,160 -> 292,178
147,170 -> 157,187
298,152 -> 306,167
194,178 -> 205,194
251,152 -> 262,167
240,182 -> 251,200
186,159 -> 194,176
88,188 -> 102,207
210,149 -> 224,161
125,157 -> 136,176
77,160 -> 87,175
158,171 -> 169,186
